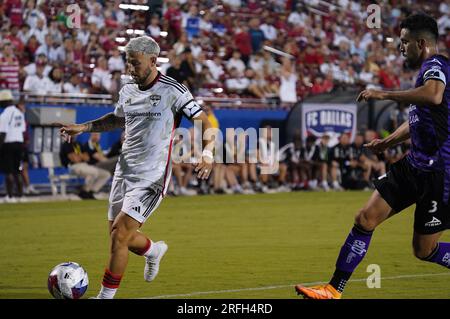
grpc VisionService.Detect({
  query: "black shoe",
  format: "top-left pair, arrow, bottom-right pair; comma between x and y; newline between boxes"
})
87,191 -> 96,199
78,190 -> 91,199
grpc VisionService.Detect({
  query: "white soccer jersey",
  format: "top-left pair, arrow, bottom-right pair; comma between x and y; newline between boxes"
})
0,105 -> 25,143
113,73 -> 203,193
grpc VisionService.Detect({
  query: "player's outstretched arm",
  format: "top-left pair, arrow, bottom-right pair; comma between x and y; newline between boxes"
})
357,79 -> 445,106
192,112 -> 214,180
364,121 -> 410,153
58,112 -> 125,141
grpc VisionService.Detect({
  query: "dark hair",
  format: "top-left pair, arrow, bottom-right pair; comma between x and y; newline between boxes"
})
400,13 -> 439,41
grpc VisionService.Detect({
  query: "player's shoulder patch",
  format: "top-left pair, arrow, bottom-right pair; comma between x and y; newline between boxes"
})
158,74 -> 188,94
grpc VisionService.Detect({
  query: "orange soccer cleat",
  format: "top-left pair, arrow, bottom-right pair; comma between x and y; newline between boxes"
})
295,284 -> 342,299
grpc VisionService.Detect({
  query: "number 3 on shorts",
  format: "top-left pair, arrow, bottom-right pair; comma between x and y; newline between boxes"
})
428,200 -> 438,213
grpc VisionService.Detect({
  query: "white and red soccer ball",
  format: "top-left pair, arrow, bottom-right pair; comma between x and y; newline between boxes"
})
47,262 -> 89,299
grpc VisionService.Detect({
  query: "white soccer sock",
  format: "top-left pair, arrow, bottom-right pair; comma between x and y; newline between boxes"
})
97,285 -> 117,299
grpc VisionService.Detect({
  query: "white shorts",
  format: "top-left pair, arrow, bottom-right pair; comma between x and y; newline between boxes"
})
108,176 -> 163,224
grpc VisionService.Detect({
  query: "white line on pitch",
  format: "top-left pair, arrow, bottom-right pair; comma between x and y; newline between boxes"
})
141,272 -> 450,299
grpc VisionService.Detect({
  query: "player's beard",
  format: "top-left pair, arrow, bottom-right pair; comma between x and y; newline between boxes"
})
404,51 -> 421,70
136,68 -> 153,87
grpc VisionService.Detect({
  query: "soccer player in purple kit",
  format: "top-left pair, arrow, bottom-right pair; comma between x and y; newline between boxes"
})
296,13 -> 450,299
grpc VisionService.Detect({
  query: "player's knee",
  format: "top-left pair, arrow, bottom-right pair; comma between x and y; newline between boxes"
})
110,225 -> 132,248
354,208 -> 377,231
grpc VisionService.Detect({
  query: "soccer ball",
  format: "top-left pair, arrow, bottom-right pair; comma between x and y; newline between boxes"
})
47,262 -> 89,299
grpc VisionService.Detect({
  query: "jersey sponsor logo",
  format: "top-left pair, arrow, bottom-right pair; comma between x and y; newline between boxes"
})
126,111 -> 162,118
425,217 -> 442,227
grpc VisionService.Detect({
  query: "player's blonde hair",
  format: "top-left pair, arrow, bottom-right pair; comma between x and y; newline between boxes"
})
125,36 -> 160,57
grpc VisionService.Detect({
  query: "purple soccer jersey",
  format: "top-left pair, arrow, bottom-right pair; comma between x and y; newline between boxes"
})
406,54 -> 450,202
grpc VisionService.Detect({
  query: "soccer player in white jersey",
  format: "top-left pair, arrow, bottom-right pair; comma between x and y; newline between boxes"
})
59,36 -> 214,299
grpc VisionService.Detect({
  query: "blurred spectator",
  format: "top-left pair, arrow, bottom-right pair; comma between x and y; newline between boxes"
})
288,5 -> 308,26
0,41 -> 20,94
24,34 -> 39,61
23,62 -> 52,93
248,18 -> 265,53
278,57 -> 297,103
389,102 -> 409,132
205,56 -> 225,82
47,67 -> 63,93
182,5 -> 201,40
60,136 -> 111,200
189,36 -> 202,58
17,23 -> 32,45
164,1 -> 182,43
4,0 -> 24,27
82,132 -> 118,175
248,52 -> 265,75
147,15 -> 161,40
260,15 -> 277,41
91,56 -> 112,93
361,130 -> 386,180
63,73 -> 84,94
173,33 -> 189,56
5,25 -> 25,55
0,90 -> 25,202
179,48 -> 197,90
166,56 -> 186,83
23,52 -> 51,76
199,11 -> 213,34
48,39 -> 65,65
108,47 -> 125,73
226,67 -> 250,94
234,24 -> 252,64
85,33 -> 106,60
226,50 -> 246,76
35,34 -> 52,58
330,133 -> 357,190
107,131 -> 124,159
48,20 -> 63,45
172,135 -> 196,196
23,0 -> 46,29
87,2 -> 105,29
29,17 -> 47,45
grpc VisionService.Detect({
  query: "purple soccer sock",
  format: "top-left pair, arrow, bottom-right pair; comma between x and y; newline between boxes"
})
329,225 -> 373,293
425,243 -> 450,268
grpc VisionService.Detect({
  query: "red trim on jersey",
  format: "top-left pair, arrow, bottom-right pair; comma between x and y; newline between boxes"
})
162,124 -> 176,197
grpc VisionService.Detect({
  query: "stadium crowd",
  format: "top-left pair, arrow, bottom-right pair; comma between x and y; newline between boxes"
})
0,0 -> 449,101
0,0 -> 449,199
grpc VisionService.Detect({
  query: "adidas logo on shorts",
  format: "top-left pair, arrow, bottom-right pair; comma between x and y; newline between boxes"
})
131,206 -> 141,214
425,217 -> 441,227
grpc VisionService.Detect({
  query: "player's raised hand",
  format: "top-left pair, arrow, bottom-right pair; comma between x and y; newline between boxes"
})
363,138 -> 388,154
357,89 -> 386,102
55,123 -> 88,142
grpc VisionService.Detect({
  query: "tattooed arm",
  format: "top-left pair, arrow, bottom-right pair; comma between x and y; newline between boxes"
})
83,112 -> 125,132
58,112 -> 125,142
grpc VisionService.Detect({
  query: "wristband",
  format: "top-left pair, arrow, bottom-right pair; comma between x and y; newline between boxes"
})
202,150 -> 214,160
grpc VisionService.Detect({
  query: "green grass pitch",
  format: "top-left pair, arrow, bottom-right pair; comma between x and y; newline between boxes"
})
0,191 -> 449,299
